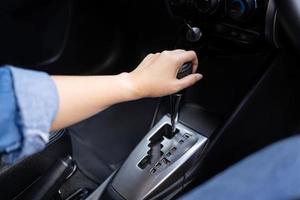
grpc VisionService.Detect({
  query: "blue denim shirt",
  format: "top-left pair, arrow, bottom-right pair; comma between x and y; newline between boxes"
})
0,66 -> 58,165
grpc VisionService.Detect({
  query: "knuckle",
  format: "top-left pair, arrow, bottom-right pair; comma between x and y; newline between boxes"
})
144,54 -> 153,60
162,50 -> 173,57
146,53 -> 154,58
173,56 -> 181,65
161,50 -> 169,55
189,50 -> 196,55
189,51 -> 197,59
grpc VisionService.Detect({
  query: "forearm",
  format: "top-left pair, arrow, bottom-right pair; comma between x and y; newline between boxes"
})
51,73 -> 137,131
50,50 -> 201,131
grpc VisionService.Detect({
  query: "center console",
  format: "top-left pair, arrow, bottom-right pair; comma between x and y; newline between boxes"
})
105,115 -> 208,199
86,1 -> 278,199
87,108 -> 219,200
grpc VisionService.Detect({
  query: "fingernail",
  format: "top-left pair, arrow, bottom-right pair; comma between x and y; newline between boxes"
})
196,74 -> 203,80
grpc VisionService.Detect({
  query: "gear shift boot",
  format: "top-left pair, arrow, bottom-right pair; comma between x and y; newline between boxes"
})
109,115 -> 208,200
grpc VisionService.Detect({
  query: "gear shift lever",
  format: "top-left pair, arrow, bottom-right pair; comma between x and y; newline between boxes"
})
169,24 -> 202,138
169,62 -> 193,136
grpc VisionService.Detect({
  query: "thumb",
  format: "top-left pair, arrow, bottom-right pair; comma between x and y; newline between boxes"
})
176,73 -> 203,90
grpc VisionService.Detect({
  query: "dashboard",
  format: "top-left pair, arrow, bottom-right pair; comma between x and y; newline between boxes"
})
165,0 -> 273,47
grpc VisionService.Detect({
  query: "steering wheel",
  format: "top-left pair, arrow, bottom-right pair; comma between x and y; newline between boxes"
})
275,0 -> 300,50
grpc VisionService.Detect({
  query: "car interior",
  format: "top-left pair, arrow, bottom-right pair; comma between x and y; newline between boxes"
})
0,0 -> 300,199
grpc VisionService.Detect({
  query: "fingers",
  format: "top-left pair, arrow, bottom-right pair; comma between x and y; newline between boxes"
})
175,50 -> 198,73
172,49 -> 186,54
175,73 -> 203,90
144,50 -> 198,73
160,50 -> 198,73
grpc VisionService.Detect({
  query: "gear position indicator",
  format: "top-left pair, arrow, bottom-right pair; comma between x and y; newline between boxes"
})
111,115 -> 208,200
147,124 -> 198,175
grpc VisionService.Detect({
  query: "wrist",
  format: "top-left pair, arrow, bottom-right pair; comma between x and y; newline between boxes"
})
118,72 -> 143,100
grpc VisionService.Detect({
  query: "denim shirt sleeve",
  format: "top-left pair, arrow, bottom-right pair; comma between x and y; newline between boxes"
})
0,66 -> 59,165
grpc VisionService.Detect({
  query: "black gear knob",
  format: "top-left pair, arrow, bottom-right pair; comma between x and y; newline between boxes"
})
176,62 -> 193,95
177,62 -> 193,79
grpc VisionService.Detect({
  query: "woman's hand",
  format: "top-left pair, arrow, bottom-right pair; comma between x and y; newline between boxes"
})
51,49 -> 202,131
127,49 -> 202,98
